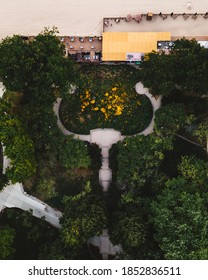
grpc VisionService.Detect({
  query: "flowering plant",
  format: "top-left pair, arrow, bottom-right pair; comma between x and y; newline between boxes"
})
60,65 -> 152,135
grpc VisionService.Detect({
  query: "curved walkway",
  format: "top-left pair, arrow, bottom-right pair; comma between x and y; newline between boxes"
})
135,82 -> 162,135
0,182 -> 62,228
53,98 -> 90,142
0,81 -> 161,228
53,82 -> 161,191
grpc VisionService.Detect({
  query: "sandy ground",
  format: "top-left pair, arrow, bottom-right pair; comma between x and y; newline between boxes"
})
104,15 -> 208,37
0,0 -> 208,39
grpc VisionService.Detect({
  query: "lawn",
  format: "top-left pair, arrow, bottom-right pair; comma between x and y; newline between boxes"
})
59,64 -> 153,135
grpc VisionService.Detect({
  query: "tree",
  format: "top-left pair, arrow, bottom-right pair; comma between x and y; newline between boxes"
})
110,192 -> 146,258
172,38 -> 208,95
140,51 -> 175,96
0,226 -> 15,259
151,157 -> 208,259
154,103 -> 186,135
34,177 -> 57,202
38,239 -> 66,260
192,122 -> 208,149
178,155 -> 208,187
0,27 -> 75,102
116,134 -> 173,189
0,175 -> 8,191
58,136 -> 91,169
0,100 -> 36,183
183,115 -> 208,151
0,35 -> 30,93
140,38 -> 208,97
60,182 -> 107,258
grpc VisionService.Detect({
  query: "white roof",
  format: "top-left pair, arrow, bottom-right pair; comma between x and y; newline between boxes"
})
198,41 -> 208,48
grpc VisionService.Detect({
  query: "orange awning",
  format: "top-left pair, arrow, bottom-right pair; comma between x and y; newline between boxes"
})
102,32 -> 171,61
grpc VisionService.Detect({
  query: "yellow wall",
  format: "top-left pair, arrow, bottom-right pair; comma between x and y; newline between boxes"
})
102,32 -> 171,61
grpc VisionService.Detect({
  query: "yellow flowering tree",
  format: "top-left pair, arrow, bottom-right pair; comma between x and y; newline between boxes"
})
80,86 -> 129,121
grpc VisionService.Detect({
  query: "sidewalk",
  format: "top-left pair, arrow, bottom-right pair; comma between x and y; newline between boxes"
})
0,81 -> 161,225
0,82 -> 5,98
54,82 -> 161,191
0,183 -> 62,228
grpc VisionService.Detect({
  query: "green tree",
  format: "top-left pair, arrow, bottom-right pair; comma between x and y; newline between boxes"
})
172,38 -> 208,95
154,103 -> 186,135
141,38 -> 208,97
192,122 -> 208,148
151,157 -> 208,259
35,178 -> 57,202
0,100 -> 36,183
116,134 -> 173,189
183,115 -> 208,150
60,182 -> 107,258
58,136 -> 91,169
0,226 -> 15,259
0,35 -> 29,92
110,192 -> 146,258
141,51 -> 175,96
178,155 -> 208,187
0,173 -> 8,191
0,28 -> 78,160
0,28 -> 75,101
38,239 -> 66,260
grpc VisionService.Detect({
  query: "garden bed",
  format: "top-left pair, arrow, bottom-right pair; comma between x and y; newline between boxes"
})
59,64 -> 153,135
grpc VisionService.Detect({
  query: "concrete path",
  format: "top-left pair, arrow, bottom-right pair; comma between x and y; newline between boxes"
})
54,99 -> 122,191
1,148 -> 62,228
90,129 -> 121,191
1,84 -> 62,228
88,229 -> 122,260
134,82 -> 162,136
0,183 -> 62,228
0,82 -> 5,98
53,82 -> 161,191
2,147 -> 11,174
53,98 -> 91,142
0,81 -> 161,229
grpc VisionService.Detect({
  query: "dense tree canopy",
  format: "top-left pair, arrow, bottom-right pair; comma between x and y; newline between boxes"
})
154,103 -> 187,136
110,192 -> 146,258
171,39 -> 208,95
183,115 -> 208,150
58,136 -> 91,169
141,38 -> 208,97
0,29 -> 90,190
60,183 -> 107,258
0,28 -> 77,156
141,51 -> 175,96
0,226 -> 15,259
178,155 -> 208,187
0,99 -> 36,183
151,156 -> 208,259
0,28 -> 75,102
0,32 -> 207,260
116,134 -> 173,189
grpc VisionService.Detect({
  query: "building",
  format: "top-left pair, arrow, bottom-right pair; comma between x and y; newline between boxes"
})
102,32 -> 171,62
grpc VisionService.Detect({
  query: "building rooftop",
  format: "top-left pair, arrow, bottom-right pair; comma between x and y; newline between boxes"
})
102,32 -> 171,61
